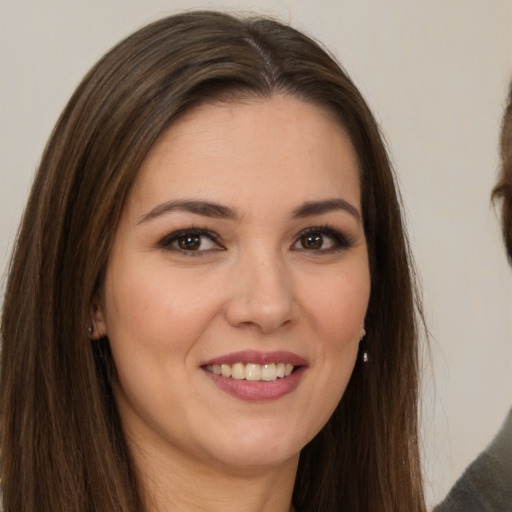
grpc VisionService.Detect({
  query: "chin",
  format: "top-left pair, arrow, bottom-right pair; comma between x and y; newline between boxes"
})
214,445 -> 299,471
199,423 -> 306,470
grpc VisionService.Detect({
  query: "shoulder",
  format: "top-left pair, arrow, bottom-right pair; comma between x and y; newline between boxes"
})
433,407 -> 512,512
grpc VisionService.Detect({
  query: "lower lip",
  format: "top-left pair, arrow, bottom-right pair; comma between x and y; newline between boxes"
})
202,367 -> 306,402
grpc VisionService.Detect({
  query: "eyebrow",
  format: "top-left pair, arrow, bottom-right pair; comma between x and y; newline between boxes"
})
138,199 -> 238,224
138,197 -> 361,224
292,198 -> 361,223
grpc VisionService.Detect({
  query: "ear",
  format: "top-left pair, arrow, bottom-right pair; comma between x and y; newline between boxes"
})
89,296 -> 108,339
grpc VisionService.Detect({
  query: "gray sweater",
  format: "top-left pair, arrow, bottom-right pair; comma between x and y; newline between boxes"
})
433,408 -> 512,511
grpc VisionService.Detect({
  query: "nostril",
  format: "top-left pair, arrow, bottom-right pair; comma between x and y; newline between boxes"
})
222,260 -> 299,333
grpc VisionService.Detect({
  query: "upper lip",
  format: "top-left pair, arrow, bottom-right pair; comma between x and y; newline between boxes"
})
200,350 -> 308,367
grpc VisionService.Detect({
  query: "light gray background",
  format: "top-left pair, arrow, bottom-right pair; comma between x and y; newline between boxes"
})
1,1 -> 511,508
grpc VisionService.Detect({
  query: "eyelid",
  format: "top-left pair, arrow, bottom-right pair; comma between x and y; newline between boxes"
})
292,225 -> 353,252
157,227 -> 223,253
156,225 -> 353,255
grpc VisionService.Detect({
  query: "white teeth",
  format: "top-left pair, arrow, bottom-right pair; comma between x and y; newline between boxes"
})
231,362 -> 245,380
261,363 -> 277,381
245,363 -> 261,381
206,362 -> 296,381
221,364 -> 232,378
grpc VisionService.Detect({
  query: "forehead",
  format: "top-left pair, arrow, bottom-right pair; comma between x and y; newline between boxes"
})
127,95 -> 361,216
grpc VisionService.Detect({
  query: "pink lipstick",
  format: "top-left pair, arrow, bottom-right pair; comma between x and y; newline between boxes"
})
200,350 -> 307,402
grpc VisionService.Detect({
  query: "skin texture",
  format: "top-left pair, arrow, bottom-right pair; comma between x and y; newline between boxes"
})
94,95 -> 371,512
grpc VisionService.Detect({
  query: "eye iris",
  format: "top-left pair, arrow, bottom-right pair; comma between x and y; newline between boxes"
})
302,233 -> 323,250
178,235 -> 201,250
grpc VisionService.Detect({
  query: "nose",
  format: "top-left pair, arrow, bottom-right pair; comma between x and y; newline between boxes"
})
224,250 -> 299,334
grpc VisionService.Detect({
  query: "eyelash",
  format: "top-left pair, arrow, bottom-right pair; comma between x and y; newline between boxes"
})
157,225 -> 352,255
292,226 -> 353,253
157,227 -> 223,255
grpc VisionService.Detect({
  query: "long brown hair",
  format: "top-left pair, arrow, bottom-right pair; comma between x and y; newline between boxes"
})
1,11 -> 426,512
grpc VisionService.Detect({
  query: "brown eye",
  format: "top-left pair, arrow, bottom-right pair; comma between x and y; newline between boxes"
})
158,229 -> 222,254
301,233 -> 323,250
292,227 -> 350,253
178,234 -> 201,250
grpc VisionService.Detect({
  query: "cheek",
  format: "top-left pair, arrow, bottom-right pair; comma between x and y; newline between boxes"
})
302,265 -> 370,404
103,263 -> 223,358
304,266 -> 370,343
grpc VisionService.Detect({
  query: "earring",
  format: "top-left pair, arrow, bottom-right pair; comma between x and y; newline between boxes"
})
360,327 -> 369,363
87,324 -> 94,336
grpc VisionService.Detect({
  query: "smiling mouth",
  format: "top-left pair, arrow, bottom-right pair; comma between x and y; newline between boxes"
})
204,362 -> 295,382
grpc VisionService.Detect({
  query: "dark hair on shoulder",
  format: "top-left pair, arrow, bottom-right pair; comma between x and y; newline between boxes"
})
1,11 -> 426,512
492,81 -> 512,262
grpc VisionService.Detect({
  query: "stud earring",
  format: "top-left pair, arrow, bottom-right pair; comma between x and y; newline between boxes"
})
87,324 -> 94,336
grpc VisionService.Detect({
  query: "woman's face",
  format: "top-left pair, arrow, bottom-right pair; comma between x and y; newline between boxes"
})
95,95 -> 370,472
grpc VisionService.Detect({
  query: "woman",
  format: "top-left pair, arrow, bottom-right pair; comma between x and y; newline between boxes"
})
0,11 -> 426,512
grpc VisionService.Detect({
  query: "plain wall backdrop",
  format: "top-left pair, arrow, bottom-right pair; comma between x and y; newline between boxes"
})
1,0 -> 511,508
